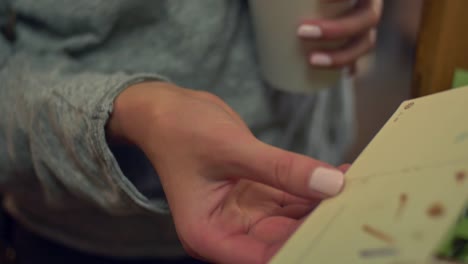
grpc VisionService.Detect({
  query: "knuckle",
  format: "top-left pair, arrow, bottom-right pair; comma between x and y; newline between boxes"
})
273,155 -> 294,191
368,8 -> 381,26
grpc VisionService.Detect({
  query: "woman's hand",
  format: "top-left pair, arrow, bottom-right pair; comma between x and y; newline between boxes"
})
109,82 -> 347,264
297,0 -> 383,69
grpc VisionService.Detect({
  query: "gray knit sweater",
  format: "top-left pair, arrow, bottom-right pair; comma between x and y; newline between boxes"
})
0,0 -> 354,258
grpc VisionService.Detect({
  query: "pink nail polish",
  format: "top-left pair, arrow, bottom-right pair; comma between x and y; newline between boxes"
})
309,167 -> 344,196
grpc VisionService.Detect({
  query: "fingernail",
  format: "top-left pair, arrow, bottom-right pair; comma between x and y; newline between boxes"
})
310,54 -> 333,66
297,24 -> 322,38
309,167 -> 344,196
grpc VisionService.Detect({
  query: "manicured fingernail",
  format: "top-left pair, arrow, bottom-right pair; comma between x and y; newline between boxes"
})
310,54 -> 333,66
309,167 -> 344,196
297,24 -> 322,38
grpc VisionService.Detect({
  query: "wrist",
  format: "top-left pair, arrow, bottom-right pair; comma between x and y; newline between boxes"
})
107,81 -> 176,146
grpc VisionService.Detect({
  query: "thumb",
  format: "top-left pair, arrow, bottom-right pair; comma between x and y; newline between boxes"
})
233,140 -> 345,199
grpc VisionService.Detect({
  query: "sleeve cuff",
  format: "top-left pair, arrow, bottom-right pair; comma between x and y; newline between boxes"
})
89,73 -> 172,214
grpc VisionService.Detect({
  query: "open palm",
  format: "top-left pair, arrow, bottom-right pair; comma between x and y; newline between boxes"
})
124,84 -> 346,264
188,178 -> 319,264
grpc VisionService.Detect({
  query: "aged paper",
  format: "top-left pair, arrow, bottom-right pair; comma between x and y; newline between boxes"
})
271,86 -> 468,264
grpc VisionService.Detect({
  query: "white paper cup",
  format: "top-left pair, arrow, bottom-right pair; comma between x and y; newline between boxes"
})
249,0 -> 356,93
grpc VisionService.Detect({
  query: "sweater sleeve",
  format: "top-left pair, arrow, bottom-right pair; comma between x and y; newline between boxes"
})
0,30 -> 170,215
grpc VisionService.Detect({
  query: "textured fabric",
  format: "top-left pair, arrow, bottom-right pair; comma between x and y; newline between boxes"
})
0,0 -> 355,258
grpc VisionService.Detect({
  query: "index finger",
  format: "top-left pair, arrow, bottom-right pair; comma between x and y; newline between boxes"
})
228,139 -> 345,200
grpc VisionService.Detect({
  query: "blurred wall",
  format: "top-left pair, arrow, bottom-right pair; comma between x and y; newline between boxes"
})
346,0 -> 424,162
